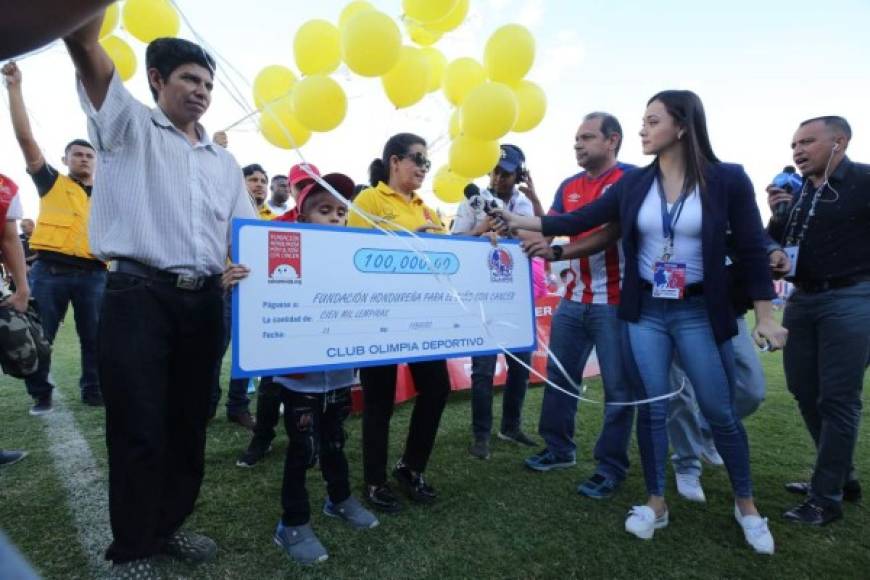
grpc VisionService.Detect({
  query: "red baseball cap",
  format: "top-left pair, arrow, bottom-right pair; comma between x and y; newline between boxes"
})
296,173 -> 356,215
288,163 -> 320,187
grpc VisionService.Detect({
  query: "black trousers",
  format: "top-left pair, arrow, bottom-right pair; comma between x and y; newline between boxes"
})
280,387 -> 352,526
251,376 -> 282,444
783,282 -> 870,505
99,273 -> 223,563
360,360 -> 450,485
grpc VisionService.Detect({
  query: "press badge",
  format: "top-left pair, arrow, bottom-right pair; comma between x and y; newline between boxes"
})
652,261 -> 687,299
784,246 -> 799,278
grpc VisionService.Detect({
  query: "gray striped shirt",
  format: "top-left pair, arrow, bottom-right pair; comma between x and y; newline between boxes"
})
77,72 -> 256,276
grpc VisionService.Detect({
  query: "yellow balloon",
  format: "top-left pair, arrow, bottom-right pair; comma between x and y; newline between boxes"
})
292,75 -> 347,132
449,136 -> 500,179
448,108 -> 461,139
432,166 -> 469,204
407,22 -> 442,47
338,0 -> 374,30
381,46 -> 430,109
122,0 -> 181,44
294,19 -> 341,76
253,65 -> 297,109
441,57 -> 486,106
460,82 -> 518,141
427,0 -> 469,33
403,0 -> 457,24
341,10 -> 402,77
100,35 -> 137,81
484,24 -> 535,84
259,97 -> 311,149
421,47 -> 446,93
512,80 -> 547,132
99,3 -> 120,39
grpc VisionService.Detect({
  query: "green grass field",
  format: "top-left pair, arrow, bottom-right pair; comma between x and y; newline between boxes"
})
1,313 -> 868,580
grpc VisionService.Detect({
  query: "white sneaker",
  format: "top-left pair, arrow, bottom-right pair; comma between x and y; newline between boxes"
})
734,505 -> 775,555
625,505 -> 669,540
675,473 -> 706,503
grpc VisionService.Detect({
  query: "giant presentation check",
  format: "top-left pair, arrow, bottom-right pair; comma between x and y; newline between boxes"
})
231,220 -> 536,377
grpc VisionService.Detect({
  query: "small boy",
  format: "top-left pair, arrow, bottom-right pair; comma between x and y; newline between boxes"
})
272,173 -> 378,565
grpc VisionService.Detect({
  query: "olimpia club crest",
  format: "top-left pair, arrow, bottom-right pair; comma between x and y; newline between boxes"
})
487,247 -> 513,282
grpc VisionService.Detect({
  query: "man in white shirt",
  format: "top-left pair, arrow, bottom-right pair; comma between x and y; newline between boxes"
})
64,12 -> 256,575
452,145 -> 544,459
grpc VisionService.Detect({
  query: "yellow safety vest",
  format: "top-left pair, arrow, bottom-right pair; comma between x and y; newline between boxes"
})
29,174 -> 97,260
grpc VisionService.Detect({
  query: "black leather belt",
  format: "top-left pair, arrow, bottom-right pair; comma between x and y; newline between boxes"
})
641,281 -> 705,298
108,259 -> 221,291
794,274 -> 870,294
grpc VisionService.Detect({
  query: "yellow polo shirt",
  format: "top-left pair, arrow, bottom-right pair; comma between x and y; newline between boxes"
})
258,204 -> 276,221
347,181 -> 445,233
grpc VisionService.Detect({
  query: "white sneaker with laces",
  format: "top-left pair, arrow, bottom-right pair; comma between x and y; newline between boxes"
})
625,505 -> 669,540
734,505 -> 775,555
675,473 -> 706,503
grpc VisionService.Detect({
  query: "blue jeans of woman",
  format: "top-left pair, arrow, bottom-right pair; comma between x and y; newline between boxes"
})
628,293 -> 753,498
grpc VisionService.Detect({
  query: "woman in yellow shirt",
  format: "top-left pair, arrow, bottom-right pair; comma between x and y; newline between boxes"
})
348,133 -> 450,513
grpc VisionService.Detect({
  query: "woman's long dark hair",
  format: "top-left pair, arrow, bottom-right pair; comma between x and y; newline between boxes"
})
368,132 -> 427,187
648,90 -> 719,193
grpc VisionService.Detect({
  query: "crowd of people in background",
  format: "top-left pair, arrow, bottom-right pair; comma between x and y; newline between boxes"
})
0,7 -> 868,579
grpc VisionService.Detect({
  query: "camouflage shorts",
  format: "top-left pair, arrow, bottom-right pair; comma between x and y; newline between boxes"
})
0,300 -> 51,379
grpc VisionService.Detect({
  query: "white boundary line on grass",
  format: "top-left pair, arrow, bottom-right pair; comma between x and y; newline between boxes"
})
40,389 -> 111,579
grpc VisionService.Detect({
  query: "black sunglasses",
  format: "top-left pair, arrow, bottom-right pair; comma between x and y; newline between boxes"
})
398,151 -> 432,171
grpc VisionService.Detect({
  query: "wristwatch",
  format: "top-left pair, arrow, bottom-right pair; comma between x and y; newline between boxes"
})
551,245 -> 563,261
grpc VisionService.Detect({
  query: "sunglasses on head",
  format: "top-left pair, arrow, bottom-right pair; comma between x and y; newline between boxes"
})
398,151 -> 431,171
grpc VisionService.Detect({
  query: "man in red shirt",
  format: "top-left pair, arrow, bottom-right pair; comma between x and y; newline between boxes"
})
523,113 -> 635,501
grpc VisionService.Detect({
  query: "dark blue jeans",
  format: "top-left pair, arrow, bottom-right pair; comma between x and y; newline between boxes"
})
26,260 -> 106,399
629,293 -> 752,498
471,351 -> 531,439
783,281 -> 870,505
210,290 -> 250,417
539,299 -> 634,482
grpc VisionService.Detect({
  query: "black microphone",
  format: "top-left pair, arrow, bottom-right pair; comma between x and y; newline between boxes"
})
464,183 -> 485,213
772,165 -> 802,221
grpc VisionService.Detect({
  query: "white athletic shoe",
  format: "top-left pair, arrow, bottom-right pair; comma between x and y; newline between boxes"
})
734,505 -> 775,555
676,473 -> 706,503
625,505 -> 669,540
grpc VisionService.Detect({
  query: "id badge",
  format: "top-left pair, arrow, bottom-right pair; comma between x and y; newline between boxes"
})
652,261 -> 687,299
783,245 -> 799,278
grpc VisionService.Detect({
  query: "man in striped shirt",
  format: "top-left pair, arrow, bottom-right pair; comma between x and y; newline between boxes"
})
523,113 -> 635,501
64,11 -> 256,576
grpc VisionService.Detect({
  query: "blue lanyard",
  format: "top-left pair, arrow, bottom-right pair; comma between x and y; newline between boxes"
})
657,175 -> 689,256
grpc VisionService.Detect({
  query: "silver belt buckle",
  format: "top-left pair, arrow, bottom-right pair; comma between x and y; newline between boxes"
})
176,275 -> 203,291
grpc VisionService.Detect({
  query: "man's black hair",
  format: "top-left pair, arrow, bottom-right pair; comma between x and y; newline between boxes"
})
799,116 -> 852,141
242,164 -> 267,179
271,174 -> 288,183
583,112 -> 624,154
64,139 -> 95,154
145,37 -> 217,102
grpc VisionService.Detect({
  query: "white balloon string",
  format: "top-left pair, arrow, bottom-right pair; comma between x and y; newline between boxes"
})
167,2 -> 681,408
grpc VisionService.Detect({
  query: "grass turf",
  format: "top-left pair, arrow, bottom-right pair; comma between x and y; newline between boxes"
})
1,312 -> 868,579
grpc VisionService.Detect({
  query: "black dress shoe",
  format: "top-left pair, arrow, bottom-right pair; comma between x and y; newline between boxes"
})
364,483 -> 403,513
81,390 -> 104,407
393,462 -> 437,504
784,480 -> 862,502
783,499 -> 843,526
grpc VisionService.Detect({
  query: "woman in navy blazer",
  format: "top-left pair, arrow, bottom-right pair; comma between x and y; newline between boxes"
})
494,91 -> 787,553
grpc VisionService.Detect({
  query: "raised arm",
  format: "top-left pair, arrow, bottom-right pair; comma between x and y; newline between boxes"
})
62,9 -> 115,110
2,62 -> 45,173
0,0 -> 114,60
